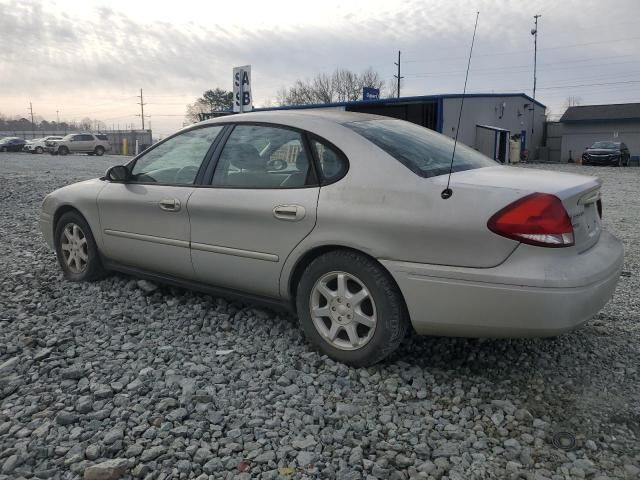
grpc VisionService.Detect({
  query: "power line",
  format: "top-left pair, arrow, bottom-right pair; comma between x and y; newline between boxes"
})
405,57 -> 640,78
402,34 -> 640,65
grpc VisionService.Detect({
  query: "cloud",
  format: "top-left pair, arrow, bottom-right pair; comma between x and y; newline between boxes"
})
1,0 -> 639,134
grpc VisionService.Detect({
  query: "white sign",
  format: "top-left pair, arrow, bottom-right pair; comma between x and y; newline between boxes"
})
233,65 -> 252,113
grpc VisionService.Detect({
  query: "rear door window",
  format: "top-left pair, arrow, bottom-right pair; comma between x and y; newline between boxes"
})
345,119 -> 497,178
212,125 -> 313,188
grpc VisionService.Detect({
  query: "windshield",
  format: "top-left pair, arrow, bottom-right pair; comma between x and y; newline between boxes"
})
589,141 -> 618,149
345,119 -> 498,178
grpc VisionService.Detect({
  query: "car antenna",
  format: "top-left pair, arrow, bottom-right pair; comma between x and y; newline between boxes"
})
441,11 -> 480,200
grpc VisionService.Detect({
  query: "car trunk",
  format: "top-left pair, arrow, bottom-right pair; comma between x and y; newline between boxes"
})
450,166 -> 602,252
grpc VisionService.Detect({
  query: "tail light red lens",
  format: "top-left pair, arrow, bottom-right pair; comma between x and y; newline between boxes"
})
488,193 -> 575,247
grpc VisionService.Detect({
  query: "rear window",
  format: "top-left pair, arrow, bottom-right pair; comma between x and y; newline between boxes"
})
96,134 -> 108,140
345,119 -> 497,178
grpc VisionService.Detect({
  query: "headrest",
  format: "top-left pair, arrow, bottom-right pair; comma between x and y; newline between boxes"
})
229,144 -> 264,172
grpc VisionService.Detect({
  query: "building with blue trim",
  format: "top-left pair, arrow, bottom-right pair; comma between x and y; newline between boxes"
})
255,93 -> 546,163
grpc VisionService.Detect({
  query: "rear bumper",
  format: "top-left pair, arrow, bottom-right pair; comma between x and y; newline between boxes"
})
381,231 -> 624,337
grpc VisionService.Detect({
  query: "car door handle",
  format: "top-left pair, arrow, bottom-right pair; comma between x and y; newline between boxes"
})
159,198 -> 181,212
273,204 -> 305,221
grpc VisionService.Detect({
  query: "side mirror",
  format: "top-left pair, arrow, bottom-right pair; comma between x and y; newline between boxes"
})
105,165 -> 131,182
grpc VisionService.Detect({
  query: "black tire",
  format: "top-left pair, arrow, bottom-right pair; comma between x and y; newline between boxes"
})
36,146 -> 43,154
0,147 -> 6,152
94,146 -> 105,156
54,211 -> 106,282
296,250 -> 408,367
59,146 -> 69,156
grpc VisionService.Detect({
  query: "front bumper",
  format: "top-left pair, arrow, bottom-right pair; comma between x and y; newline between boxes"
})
381,231 -> 624,337
583,155 -> 620,166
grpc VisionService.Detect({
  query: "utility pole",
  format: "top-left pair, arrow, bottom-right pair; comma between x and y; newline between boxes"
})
29,102 -> 35,131
56,110 -> 60,124
531,14 -> 541,148
137,88 -> 147,130
393,50 -> 404,98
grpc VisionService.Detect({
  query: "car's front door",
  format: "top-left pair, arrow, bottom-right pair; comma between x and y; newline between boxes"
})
97,125 -> 224,279
188,124 -> 319,298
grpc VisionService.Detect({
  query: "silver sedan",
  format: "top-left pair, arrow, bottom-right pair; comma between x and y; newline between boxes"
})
40,110 -> 624,366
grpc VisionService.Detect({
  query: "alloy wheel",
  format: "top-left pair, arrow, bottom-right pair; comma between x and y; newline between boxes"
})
60,223 -> 89,273
309,271 -> 377,350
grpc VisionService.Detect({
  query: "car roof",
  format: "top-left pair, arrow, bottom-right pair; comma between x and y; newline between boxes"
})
198,109 -> 390,128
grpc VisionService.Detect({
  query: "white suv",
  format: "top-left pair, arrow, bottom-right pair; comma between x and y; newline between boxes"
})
25,136 -> 63,154
47,133 -> 111,156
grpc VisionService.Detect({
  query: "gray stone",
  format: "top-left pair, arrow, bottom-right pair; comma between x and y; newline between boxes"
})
56,411 -> 78,426
1,454 -> 21,474
432,443 -> 459,458
83,458 -> 129,480
103,427 -> 124,445
297,451 -> 318,466
140,446 -> 165,462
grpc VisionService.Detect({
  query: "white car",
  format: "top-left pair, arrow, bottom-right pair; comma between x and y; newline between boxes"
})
39,110 -> 624,366
25,136 -> 63,154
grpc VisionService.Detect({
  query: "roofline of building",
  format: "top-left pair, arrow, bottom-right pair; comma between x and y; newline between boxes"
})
254,92 -> 546,112
561,117 -> 640,123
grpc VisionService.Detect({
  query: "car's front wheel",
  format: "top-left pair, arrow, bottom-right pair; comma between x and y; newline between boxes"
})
59,146 -> 69,156
54,211 -> 106,281
0,147 -> 6,152
94,146 -> 105,156
296,250 -> 408,367
36,146 -> 43,154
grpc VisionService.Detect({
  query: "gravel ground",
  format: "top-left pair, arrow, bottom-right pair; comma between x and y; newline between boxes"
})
0,152 -> 638,480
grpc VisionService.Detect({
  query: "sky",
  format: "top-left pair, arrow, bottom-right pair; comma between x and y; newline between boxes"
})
1,0 -> 640,136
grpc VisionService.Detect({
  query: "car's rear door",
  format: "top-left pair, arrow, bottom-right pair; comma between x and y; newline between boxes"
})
97,125 -> 224,279
187,123 -> 319,298
67,134 -> 86,153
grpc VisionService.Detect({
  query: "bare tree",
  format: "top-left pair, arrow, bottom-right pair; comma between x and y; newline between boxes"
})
564,96 -> 582,109
385,78 -> 399,99
279,67 -> 387,106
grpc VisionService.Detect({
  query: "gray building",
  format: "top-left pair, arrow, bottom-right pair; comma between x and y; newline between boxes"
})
256,93 -> 546,163
558,103 -> 640,162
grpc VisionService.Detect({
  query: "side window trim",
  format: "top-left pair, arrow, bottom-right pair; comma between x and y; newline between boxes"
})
204,122 -> 319,189
202,124 -> 236,186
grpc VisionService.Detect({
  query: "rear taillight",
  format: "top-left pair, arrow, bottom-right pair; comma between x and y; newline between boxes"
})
488,193 -> 575,248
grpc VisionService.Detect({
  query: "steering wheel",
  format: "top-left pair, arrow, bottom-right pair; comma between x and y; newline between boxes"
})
175,165 -> 200,183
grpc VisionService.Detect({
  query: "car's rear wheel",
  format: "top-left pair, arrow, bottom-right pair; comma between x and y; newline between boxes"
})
0,147 -> 6,152
94,146 -> 105,156
296,250 -> 408,367
36,146 -> 43,154
54,211 -> 106,282
59,146 -> 69,156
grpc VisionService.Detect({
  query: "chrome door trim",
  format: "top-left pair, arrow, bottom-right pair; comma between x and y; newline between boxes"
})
104,229 -> 189,248
191,242 -> 279,262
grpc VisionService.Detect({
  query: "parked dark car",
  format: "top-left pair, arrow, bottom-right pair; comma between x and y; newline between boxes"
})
582,141 -> 631,166
0,137 -> 27,152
